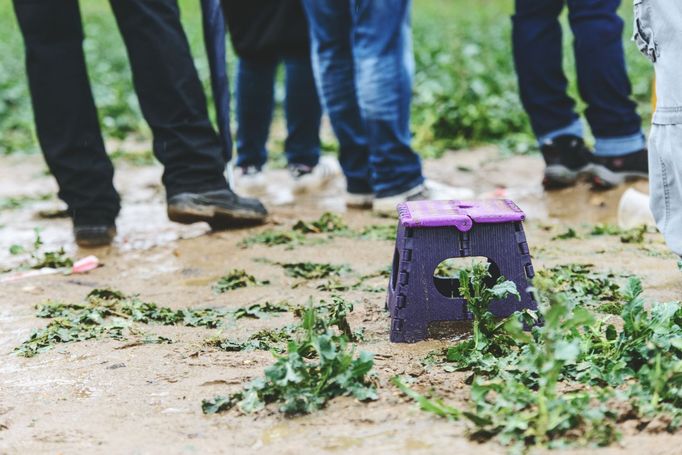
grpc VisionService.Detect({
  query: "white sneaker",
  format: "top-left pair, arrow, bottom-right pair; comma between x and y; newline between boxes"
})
289,155 -> 342,195
372,180 -> 475,216
235,166 -> 267,197
345,192 -> 374,209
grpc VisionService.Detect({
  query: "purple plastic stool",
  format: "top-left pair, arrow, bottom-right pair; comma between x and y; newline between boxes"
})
386,199 -> 537,343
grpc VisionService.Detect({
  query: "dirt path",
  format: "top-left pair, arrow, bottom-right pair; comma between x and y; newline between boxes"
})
1,149 -> 680,454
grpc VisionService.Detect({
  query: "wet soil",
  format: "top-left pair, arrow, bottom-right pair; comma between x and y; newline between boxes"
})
0,149 -> 680,454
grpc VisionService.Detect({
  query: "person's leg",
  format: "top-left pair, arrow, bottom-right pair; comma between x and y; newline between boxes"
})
109,0 -> 227,197
351,0 -> 423,198
643,0 -> 682,255
234,57 -> 278,170
513,0 -> 581,142
283,53 -> 322,168
567,0 -> 644,158
12,0 -> 120,227
300,0 -> 372,196
648,126 -> 682,255
110,0 -> 266,228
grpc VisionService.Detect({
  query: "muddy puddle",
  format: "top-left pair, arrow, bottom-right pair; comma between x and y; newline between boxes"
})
1,148 -> 680,454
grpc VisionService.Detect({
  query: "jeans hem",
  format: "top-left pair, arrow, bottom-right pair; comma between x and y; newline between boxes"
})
346,179 -> 373,195
165,179 -> 228,199
71,209 -> 119,226
375,175 -> 424,198
537,119 -> 584,145
594,131 -> 646,157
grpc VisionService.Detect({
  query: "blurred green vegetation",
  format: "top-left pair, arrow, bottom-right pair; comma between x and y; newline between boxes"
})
0,0 -> 653,157
411,0 -> 653,156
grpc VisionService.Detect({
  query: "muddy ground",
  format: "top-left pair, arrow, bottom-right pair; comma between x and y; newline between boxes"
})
1,148 -> 680,454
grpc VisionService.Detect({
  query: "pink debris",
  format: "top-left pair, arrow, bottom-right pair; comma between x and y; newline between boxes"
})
0,268 -> 60,284
72,255 -> 99,274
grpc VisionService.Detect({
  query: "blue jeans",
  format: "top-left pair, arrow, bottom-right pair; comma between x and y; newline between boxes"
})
235,54 -> 321,169
301,0 -> 424,196
513,0 -> 645,157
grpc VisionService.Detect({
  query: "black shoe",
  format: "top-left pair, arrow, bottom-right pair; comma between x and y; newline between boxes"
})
591,149 -> 649,190
167,188 -> 268,230
74,224 -> 117,248
541,135 -> 595,189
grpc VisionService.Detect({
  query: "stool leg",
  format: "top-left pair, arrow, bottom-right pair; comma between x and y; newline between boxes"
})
391,318 -> 428,343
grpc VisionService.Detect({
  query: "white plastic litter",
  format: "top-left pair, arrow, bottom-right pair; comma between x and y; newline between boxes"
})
618,188 -> 656,230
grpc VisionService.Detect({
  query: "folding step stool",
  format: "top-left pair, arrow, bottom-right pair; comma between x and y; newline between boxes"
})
386,199 -> 537,343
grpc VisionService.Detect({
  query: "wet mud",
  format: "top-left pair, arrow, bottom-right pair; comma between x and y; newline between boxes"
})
0,149 -> 680,454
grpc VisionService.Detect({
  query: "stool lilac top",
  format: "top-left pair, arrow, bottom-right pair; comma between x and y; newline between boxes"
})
397,199 -> 525,232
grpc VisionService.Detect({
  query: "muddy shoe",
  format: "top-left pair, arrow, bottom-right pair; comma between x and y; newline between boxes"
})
74,224 -> 117,248
591,149 -> 649,190
167,189 -> 267,230
541,135 -> 595,189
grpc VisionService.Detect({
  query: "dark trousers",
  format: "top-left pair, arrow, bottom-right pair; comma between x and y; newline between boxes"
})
13,0 -> 227,224
513,0 -> 643,155
235,54 -> 322,170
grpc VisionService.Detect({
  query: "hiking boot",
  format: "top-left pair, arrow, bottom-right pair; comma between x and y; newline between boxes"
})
167,188 -> 267,230
235,166 -> 267,197
289,156 -> 341,195
372,180 -> 475,216
541,135 -> 595,189
591,149 -> 649,189
74,224 -> 117,248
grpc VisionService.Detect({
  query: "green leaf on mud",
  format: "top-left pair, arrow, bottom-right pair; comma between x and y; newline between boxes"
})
212,269 -> 269,294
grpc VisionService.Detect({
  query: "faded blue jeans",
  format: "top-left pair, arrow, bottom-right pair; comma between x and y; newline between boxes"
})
235,54 -> 322,170
301,0 -> 424,196
634,0 -> 682,255
513,0 -> 646,156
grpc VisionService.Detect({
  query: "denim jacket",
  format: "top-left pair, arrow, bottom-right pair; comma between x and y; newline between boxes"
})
634,0 -> 682,124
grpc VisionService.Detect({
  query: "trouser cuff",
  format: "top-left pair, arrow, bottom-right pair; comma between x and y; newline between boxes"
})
594,131 -> 646,157
537,119 -> 584,145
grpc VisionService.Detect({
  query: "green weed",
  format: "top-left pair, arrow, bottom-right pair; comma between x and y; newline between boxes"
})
292,212 -> 348,234
16,288 -> 229,357
357,224 -> 397,241
537,264 -> 630,313
231,301 -> 289,320
205,326 -> 296,353
0,193 -> 51,211
590,224 -> 648,244
238,229 -> 307,249
212,269 -> 269,293
8,229 -> 73,270
281,262 -> 351,280
202,295 -> 375,415
397,264 -> 682,451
